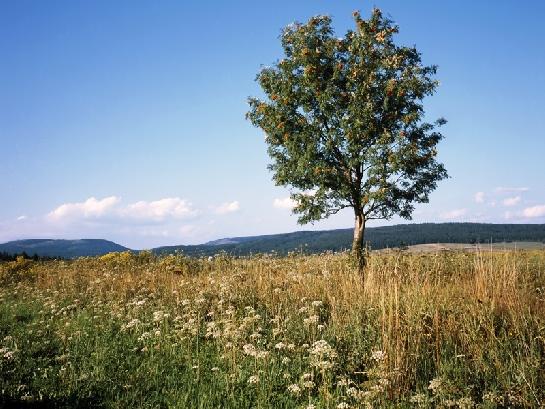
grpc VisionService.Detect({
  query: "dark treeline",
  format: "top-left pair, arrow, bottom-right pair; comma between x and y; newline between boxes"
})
0,251 -> 60,262
154,223 -> 545,257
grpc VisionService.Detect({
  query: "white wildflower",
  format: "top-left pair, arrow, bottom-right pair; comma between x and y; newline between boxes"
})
122,318 -> 141,331
457,397 -> 475,409
248,375 -> 260,384
304,315 -> 319,325
275,342 -> 286,350
287,383 -> 301,396
371,350 -> 386,362
428,377 -> 443,394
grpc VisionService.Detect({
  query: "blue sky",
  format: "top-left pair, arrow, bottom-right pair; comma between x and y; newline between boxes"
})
1,0 -> 544,248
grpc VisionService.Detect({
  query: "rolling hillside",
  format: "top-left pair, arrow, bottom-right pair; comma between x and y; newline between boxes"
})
0,239 -> 129,259
153,223 -> 545,256
2,223 -> 545,258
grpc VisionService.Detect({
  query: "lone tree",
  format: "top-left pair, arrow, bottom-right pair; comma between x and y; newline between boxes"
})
247,8 -> 447,272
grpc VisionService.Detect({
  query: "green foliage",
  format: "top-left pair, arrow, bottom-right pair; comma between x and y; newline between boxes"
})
247,9 -> 447,225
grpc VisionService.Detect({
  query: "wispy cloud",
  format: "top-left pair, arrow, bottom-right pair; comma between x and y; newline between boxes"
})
214,201 -> 240,215
440,208 -> 467,220
502,196 -> 521,207
522,205 -> 545,218
495,187 -> 529,193
273,197 -> 297,209
474,192 -> 485,204
16,215 -> 27,221
123,198 -> 198,221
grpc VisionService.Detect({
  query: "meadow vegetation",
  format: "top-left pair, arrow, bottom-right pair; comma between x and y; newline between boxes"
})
1,249 -> 544,408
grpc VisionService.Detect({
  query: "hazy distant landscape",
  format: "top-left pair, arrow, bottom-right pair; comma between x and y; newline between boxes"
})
2,223 -> 545,259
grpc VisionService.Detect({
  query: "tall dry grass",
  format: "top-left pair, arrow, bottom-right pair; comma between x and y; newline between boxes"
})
1,249 -> 544,407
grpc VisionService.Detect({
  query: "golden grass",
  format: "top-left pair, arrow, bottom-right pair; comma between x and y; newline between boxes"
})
1,249 -> 544,407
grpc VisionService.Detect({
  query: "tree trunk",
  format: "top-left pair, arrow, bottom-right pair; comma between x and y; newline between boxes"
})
352,212 -> 366,275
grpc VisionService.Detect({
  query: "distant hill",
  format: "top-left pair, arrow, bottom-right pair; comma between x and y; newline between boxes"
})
2,223 -> 544,259
0,239 -> 129,259
154,223 -> 545,257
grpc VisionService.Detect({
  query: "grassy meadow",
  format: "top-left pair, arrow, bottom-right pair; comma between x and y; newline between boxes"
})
1,249 -> 544,408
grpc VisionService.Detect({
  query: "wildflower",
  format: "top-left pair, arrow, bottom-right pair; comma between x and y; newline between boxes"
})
153,311 -> 168,322
337,403 -> 350,409
371,350 -> 386,362
211,367 -> 220,372
428,377 -> 442,394
303,380 -> 315,389
275,342 -> 286,350
248,375 -> 260,384
282,357 -> 291,365
306,405 -> 316,409
304,315 -> 319,325
243,344 -> 257,356
122,318 -> 141,331
311,300 -> 323,307
309,340 -> 337,370
457,397 -> 475,409
287,383 -> 301,396
410,393 -> 428,406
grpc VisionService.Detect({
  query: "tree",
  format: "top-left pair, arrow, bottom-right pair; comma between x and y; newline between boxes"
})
246,8 -> 448,273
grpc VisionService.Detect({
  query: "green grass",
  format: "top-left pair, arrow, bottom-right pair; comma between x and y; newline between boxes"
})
1,250 -> 544,408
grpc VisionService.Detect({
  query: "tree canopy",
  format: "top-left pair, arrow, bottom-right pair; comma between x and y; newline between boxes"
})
247,8 -> 448,269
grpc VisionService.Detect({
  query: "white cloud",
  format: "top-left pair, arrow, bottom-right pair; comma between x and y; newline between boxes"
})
214,201 -> 240,215
495,187 -> 529,193
47,196 -> 198,224
273,197 -> 297,209
474,192 -> 485,204
17,215 -> 27,221
123,198 -> 198,221
48,196 -> 121,221
522,205 -> 545,218
440,208 -> 467,220
502,196 -> 521,207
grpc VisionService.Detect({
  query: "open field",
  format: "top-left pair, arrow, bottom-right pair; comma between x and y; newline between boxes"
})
402,242 -> 545,253
1,250 -> 544,408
